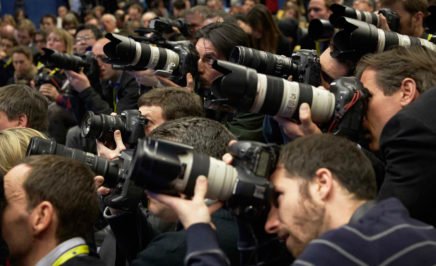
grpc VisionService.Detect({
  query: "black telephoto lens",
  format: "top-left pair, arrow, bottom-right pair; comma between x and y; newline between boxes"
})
81,111 -> 125,139
26,137 -> 120,187
41,48 -> 89,72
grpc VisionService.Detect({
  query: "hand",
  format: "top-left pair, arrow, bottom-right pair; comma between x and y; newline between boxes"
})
156,72 -> 195,92
377,13 -> 391,31
39,83 -> 60,101
148,176 -> 212,229
66,70 -> 91,92
94,175 -> 111,196
96,130 -> 126,160
128,69 -> 160,87
274,103 -> 322,138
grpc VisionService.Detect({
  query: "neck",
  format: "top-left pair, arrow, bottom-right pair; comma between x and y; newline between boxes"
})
17,238 -> 58,266
322,196 -> 367,234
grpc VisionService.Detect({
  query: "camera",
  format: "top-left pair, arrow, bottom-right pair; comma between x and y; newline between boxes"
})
80,109 -> 147,146
149,17 -> 191,38
103,33 -> 198,86
123,138 -> 276,208
26,137 -> 123,188
40,48 -> 90,72
211,60 -> 368,141
229,46 -> 321,86
331,17 -> 436,63
329,4 -> 400,32
308,19 -> 335,41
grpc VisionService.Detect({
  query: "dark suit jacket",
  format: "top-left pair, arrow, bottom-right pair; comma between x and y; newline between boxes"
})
378,87 -> 436,227
63,255 -> 106,266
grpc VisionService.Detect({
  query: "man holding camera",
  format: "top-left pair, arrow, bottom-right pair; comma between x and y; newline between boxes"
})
2,155 -> 104,265
152,134 -> 436,265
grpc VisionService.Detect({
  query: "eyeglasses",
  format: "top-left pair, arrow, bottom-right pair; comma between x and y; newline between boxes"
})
75,35 -> 95,43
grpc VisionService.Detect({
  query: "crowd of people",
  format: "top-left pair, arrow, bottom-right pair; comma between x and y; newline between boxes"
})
0,0 -> 436,265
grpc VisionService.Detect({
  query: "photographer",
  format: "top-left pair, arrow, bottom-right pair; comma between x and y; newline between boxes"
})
355,46 -> 436,227
64,37 -> 142,152
2,155 -> 105,265
99,117 -> 240,265
152,134 -> 436,265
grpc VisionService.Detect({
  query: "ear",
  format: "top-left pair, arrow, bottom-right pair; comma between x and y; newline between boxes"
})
312,168 -> 334,202
30,201 -> 54,236
17,114 -> 28,127
399,78 -> 419,107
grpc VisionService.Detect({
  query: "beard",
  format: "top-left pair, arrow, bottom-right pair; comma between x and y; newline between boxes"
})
286,184 -> 326,256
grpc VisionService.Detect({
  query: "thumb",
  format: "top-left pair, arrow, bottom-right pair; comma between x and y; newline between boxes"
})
186,73 -> 195,92
299,103 -> 312,126
193,176 -> 208,202
113,130 -> 126,151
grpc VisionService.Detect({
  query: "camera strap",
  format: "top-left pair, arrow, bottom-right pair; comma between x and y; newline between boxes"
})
52,244 -> 89,266
349,200 -> 376,224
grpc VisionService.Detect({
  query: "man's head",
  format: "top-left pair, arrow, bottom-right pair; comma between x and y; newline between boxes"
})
2,155 -> 99,264
380,0 -> 428,36
128,3 -> 144,22
195,21 -> 249,87
353,0 -> 376,12
147,117 -> 236,220
266,134 -> 376,256
16,20 -> 36,46
40,14 -> 57,32
355,46 -> 436,151
11,46 -> 35,80
0,84 -> 49,132
184,6 -> 213,35
137,87 -> 204,135
308,0 -> 333,21
74,24 -> 101,55
101,14 -> 118,33
92,38 -> 120,81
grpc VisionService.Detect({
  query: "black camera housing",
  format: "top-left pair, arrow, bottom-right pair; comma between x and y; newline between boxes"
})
80,109 -> 147,146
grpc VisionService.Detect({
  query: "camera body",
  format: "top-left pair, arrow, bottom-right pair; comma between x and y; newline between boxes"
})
81,109 -> 147,146
149,17 -> 191,38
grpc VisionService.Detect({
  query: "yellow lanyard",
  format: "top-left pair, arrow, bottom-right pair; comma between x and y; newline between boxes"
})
52,244 -> 89,266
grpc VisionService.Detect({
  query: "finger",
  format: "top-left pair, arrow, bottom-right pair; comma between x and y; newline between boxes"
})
98,186 -> 111,196
113,130 -> 126,151
274,116 -> 303,138
222,153 -> 233,164
149,191 -> 180,208
299,103 -> 312,126
192,176 -> 208,202
94,175 -> 105,187
156,76 -> 180,87
186,73 -> 194,92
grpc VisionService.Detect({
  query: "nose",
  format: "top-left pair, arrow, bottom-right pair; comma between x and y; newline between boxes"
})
264,206 -> 280,234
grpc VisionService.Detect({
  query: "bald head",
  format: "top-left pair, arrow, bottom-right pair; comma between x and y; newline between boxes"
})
101,14 -> 117,33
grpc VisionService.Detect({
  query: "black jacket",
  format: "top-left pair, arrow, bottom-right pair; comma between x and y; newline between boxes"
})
378,87 -> 436,227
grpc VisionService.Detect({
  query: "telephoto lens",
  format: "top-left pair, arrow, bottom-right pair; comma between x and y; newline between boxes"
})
329,4 -> 400,32
103,33 -> 180,72
332,17 -> 436,62
126,138 -> 274,203
40,48 -> 89,72
212,60 -> 334,123
26,137 -> 121,187
229,46 -> 321,85
308,19 -> 335,41
81,110 -> 147,145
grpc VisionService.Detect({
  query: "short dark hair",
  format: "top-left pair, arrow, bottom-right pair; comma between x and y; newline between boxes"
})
355,46 -> 436,95
0,84 -> 49,132
137,87 -> 204,120
75,24 -> 103,40
40,14 -> 57,25
21,155 -> 99,242
380,0 -> 428,15
11,45 -> 33,61
279,134 -> 377,200
195,21 -> 250,59
149,117 -> 235,159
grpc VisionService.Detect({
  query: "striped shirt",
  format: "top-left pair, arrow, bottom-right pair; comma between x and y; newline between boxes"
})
294,198 -> 436,266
